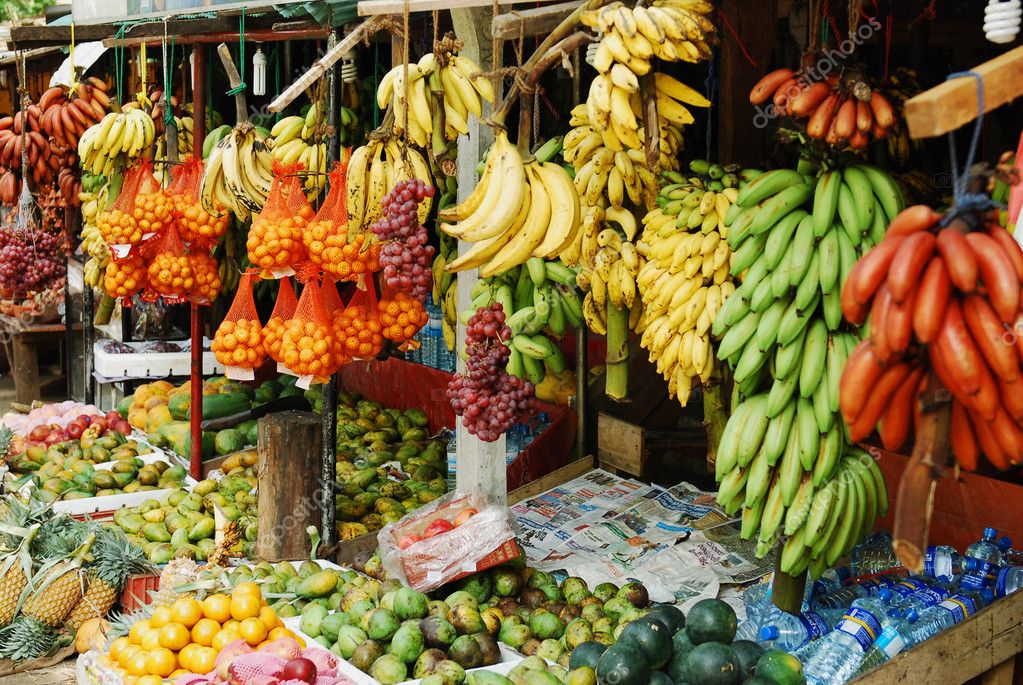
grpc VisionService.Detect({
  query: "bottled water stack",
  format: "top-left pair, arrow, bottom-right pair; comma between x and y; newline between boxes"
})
852,610 -> 920,677
888,578 -> 955,617
960,527 -> 1006,590
851,532 -> 900,575
759,609 -> 844,651
802,597 -> 896,685
922,545 -> 966,580
904,588 -> 994,644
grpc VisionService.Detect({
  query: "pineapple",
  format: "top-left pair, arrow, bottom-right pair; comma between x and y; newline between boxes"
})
104,605 -> 154,642
66,528 -> 154,631
20,532 -> 94,627
0,524 -> 39,626
0,616 -> 58,661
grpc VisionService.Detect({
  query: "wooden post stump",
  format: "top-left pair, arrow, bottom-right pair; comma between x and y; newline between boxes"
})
256,411 -> 324,561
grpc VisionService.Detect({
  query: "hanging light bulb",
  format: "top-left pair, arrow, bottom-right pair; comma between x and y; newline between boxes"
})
341,49 -> 359,84
252,47 -> 267,96
189,51 -> 195,89
985,0 -> 1021,43
585,32 -> 602,67
0,70 -> 7,89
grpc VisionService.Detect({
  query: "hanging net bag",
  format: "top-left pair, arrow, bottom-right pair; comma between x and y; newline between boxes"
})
169,157 -> 230,245
334,279 -> 384,360
212,270 -> 265,379
279,277 -> 345,386
246,162 -> 313,277
264,277 -> 298,368
305,162 -> 381,282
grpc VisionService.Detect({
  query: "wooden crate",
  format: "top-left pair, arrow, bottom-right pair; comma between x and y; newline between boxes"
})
852,587 -> 1023,684
597,413 -> 706,479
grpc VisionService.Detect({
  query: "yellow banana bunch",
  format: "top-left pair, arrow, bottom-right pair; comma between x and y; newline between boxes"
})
378,53 -> 494,145
77,108 -> 156,178
175,116 -> 194,157
269,105 -> 329,197
345,138 -> 434,229
564,104 -> 683,211
654,161 -> 745,237
199,122 -> 275,222
580,0 -> 716,74
440,131 -> 580,275
575,203 -> 643,335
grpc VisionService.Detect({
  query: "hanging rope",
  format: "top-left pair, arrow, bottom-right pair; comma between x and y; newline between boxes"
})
162,20 -> 176,130
715,8 -> 757,67
68,22 -> 80,96
226,6 -> 247,96
400,0 -> 413,175
940,71 -> 996,225
137,42 -> 152,108
491,0 -> 500,98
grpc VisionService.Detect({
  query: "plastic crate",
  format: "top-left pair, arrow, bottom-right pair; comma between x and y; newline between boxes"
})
119,573 -> 161,613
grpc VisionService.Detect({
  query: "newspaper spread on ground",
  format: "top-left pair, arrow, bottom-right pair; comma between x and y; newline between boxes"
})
512,469 -> 774,606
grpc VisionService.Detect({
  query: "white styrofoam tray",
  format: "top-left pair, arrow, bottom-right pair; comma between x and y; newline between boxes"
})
93,338 -> 223,378
284,617 -> 522,685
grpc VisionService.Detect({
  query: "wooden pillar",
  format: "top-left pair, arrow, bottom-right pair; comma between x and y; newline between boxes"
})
11,333 -> 38,404
450,7 -> 506,500
256,411 -> 324,561
717,0 -> 778,165
188,45 -> 207,481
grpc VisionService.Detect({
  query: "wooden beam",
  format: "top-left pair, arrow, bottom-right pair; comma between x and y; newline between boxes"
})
101,26 -> 328,49
905,45 -> 1023,139
716,0 -> 778,165
359,0 -> 536,17
492,1 -> 580,41
508,455 -> 595,504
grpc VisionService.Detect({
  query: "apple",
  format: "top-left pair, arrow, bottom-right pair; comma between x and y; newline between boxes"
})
113,420 -> 132,436
424,519 -> 455,539
454,507 -> 479,527
28,425 -> 50,442
104,410 -> 120,423
398,534 -> 423,550
43,431 -> 65,446
280,658 -> 317,683
76,414 -> 93,426
90,418 -> 107,434
66,423 -> 85,440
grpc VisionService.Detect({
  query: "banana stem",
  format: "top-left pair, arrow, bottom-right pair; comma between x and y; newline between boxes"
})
427,69 -> 449,167
771,562 -> 808,616
703,370 -> 730,470
605,302 -> 629,400
93,293 -> 115,326
640,74 -> 659,174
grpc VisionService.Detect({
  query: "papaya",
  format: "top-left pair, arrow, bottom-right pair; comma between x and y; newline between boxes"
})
169,392 -> 251,422
116,394 -> 134,419
127,407 -> 148,431
214,429 -> 246,456
145,405 -> 174,435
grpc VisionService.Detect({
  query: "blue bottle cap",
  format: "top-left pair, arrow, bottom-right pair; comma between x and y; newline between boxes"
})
938,575 -> 952,584
979,588 -> 995,605
905,609 -> 919,623
984,527 -> 998,540
539,412 -> 550,422
759,625 -> 780,641
878,588 -> 893,601
965,558 -> 980,572
998,536 -> 1013,551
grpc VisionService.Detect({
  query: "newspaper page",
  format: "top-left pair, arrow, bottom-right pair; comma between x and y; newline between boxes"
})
513,470 -> 773,603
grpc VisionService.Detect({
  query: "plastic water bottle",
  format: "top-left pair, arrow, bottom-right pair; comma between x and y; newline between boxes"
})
994,566 -> 1023,597
422,297 -> 443,368
811,567 -> 852,596
885,576 -> 932,602
759,609 -> 844,650
852,610 -> 920,677
851,532 -> 900,575
445,428 -> 457,491
888,578 -> 954,617
802,597 -> 894,685
736,582 -> 813,641
960,528 -> 1005,590
922,545 -> 966,580
905,588 -> 994,643
813,576 -> 896,611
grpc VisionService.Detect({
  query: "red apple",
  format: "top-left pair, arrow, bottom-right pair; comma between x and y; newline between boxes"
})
454,508 -> 479,527
113,420 -> 132,436
280,657 -> 317,683
104,410 -> 120,423
424,519 -> 455,539
77,414 -> 93,425
398,534 -> 423,550
91,418 -> 108,434
28,425 -> 49,442
66,423 -> 85,440
43,432 -> 65,446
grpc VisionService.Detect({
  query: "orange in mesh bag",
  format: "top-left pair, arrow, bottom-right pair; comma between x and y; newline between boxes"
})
145,225 -> 193,302
169,158 -> 230,245
103,254 -> 147,299
263,277 -> 297,364
334,278 -> 384,360
379,290 -> 428,344
186,247 -> 222,305
305,163 -> 381,282
97,163 -> 149,245
213,271 -> 265,378
246,162 -> 314,277
279,277 -> 345,385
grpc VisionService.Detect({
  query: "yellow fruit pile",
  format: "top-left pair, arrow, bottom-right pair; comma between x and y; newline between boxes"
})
334,303 -> 383,359
173,195 -> 230,244
212,319 -> 265,368
133,189 -> 173,238
247,205 -> 314,272
379,293 -> 428,343
98,207 -> 144,245
104,256 -> 148,298
100,584 -> 301,683
187,250 -> 222,304
280,319 -> 344,379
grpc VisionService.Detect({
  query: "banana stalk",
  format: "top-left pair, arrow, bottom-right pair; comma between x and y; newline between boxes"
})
605,302 -> 630,400
94,293 -> 116,326
427,68 -> 449,168
703,368 -> 730,469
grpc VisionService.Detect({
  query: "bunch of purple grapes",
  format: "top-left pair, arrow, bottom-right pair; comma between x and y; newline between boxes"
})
0,227 -> 66,294
447,304 -> 534,442
370,179 -> 436,301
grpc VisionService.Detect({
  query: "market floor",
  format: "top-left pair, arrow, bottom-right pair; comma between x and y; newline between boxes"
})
0,665 -> 75,683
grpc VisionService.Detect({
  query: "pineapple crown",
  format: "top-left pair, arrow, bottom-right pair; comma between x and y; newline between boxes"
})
32,516 -> 92,562
104,605 -> 154,642
0,616 -> 58,661
0,425 -> 12,459
90,526 -> 156,591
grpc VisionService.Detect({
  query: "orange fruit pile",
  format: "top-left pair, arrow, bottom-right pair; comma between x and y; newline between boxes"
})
212,319 -> 264,368
104,256 -> 148,298
334,303 -> 384,359
132,189 -> 173,238
247,205 -> 314,272
100,585 -> 300,684
147,252 -> 194,298
98,208 -> 143,245
379,293 -> 428,343
305,222 -> 381,282
262,316 -> 288,362
280,318 -> 344,379
173,196 -> 230,243
186,250 -> 222,304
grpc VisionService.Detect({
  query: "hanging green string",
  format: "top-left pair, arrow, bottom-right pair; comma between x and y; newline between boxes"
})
163,36 -> 176,129
114,23 -> 128,105
272,44 -> 281,123
372,39 -> 380,128
226,6 -> 247,96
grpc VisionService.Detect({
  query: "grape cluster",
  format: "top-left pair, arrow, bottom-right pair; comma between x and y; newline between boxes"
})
0,226 -> 66,294
447,304 -> 534,442
370,179 -> 436,301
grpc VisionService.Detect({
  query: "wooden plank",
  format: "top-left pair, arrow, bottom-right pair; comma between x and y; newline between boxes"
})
597,412 -> 644,476
853,589 -> 1023,685
905,44 -> 1023,139
980,658 -> 1015,685
492,1 -> 580,40
11,333 -> 39,404
508,455 -> 595,504
359,0 -> 536,16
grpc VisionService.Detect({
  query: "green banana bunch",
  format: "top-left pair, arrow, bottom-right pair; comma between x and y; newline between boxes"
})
460,259 -> 583,386
711,161 -> 904,576
433,233 -> 459,352
653,159 -> 757,237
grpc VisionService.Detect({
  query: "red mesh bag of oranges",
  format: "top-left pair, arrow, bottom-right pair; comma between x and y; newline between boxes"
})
305,163 -> 381,282
145,225 -> 193,303
186,246 -> 222,305
263,278 -> 297,368
334,279 -> 384,360
104,253 -> 148,301
246,162 -> 313,277
279,278 -> 345,385
169,158 -> 230,245
97,163 -> 148,247
212,271 -> 265,379
379,288 -> 428,345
